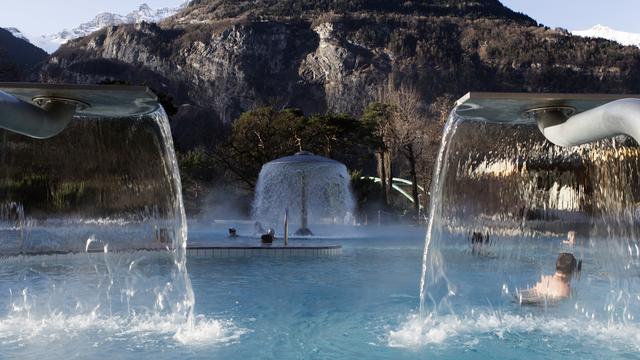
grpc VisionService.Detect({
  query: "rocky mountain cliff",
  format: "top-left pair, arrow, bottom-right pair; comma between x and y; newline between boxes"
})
34,0 -> 640,150
0,28 -> 48,81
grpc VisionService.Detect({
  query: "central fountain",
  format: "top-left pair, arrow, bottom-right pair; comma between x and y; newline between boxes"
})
252,151 -> 355,236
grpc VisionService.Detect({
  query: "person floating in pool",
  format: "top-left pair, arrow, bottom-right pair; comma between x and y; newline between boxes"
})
228,227 -> 238,238
470,231 -> 490,256
518,252 -> 581,304
261,228 -> 275,245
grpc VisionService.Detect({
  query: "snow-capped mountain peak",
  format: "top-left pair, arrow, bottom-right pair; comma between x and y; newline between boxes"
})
139,3 -> 154,13
4,27 -> 29,42
23,1 -> 188,53
572,24 -> 640,47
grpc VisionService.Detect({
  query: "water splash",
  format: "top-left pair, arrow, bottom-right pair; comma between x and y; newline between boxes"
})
0,311 -> 247,347
389,311 -> 640,352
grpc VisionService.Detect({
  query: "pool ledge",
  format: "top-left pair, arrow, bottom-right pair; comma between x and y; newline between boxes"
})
187,245 -> 342,257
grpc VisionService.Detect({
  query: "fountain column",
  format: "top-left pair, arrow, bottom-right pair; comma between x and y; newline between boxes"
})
295,171 -> 313,236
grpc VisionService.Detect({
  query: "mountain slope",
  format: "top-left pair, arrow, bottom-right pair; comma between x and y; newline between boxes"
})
573,25 -> 640,47
0,28 -> 48,81
177,0 -> 535,22
4,27 -> 29,41
35,0 -> 640,151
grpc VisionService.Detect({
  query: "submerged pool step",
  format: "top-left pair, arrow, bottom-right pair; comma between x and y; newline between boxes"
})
186,246 -> 342,257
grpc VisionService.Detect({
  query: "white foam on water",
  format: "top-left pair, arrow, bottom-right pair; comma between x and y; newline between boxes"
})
0,312 -> 120,344
173,315 -> 248,345
388,311 -> 640,351
0,311 -> 248,347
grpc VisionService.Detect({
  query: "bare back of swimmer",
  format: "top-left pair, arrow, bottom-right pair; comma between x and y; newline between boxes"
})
519,253 -> 579,304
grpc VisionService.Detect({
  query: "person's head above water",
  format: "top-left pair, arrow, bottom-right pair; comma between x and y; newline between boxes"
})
556,252 -> 578,277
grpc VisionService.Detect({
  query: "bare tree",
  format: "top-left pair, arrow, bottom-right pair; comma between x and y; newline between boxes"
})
369,81 -> 455,220
381,83 -> 428,219
415,95 -> 456,207
364,102 -> 393,207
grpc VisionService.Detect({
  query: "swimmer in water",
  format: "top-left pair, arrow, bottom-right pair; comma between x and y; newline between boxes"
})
261,228 -> 275,244
470,231 -> 490,256
519,252 -> 581,304
563,230 -> 576,246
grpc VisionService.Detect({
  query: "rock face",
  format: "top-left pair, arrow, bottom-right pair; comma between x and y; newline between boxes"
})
40,21 -> 321,123
299,22 -> 390,115
0,28 -> 48,81
34,0 -> 640,150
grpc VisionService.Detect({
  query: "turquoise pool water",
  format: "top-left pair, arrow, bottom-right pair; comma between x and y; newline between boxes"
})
0,224 -> 639,359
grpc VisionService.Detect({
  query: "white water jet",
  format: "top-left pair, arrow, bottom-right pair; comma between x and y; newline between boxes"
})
418,112 -> 461,316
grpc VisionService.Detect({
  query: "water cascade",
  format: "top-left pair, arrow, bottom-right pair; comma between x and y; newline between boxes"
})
252,151 -> 355,235
394,93 -> 640,348
0,84 -> 234,349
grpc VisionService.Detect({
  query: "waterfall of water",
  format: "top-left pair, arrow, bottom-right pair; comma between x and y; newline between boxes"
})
418,112 -> 461,316
0,108 -> 236,345
151,109 -> 195,326
409,108 -> 640,346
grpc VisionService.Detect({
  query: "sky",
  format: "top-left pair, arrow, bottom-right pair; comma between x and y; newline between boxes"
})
1,0 -> 640,36
500,0 -> 640,33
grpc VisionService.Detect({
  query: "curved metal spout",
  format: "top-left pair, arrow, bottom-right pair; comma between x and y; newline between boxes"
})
537,98 -> 640,147
0,90 -> 77,139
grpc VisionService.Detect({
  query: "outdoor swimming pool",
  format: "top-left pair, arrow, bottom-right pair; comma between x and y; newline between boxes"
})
0,223 -> 638,359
